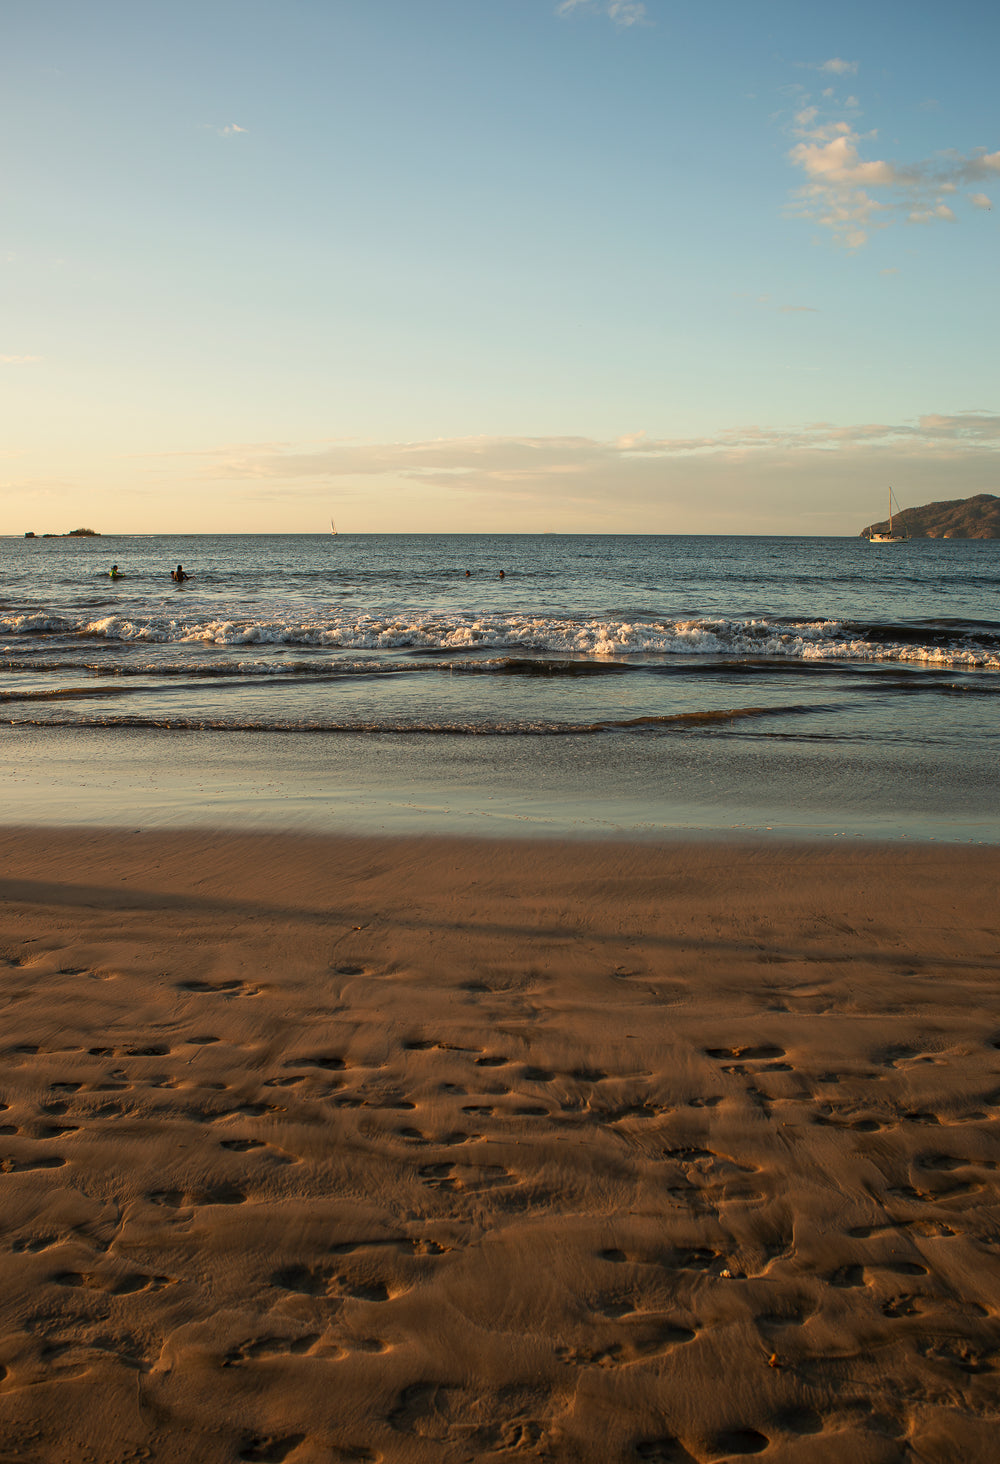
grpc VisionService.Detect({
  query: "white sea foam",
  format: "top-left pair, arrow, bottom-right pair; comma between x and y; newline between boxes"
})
3,607 -> 999,667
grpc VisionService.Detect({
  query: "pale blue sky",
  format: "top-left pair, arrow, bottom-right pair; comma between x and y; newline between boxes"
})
2,0 -> 998,533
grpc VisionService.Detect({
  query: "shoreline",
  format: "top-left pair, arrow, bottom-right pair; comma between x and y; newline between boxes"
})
3,723 -> 999,845
2,828 -> 999,1460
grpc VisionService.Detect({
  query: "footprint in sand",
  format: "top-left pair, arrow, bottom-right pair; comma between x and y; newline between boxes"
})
0,1154 -> 67,1174
773,1406 -> 824,1437
658,1149 -> 762,1204
880,1045 -> 941,1070
828,1264 -> 866,1288
222,1101 -> 285,1119
705,1044 -> 786,1063
634,1439 -> 699,1462
146,1182 -> 246,1208
223,1334 -> 324,1366
387,1382 -> 547,1451
284,1054 -> 347,1072
371,1094 -> 416,1111
881,1293 -> 927,1317
894,1175 -> 984,1202
812,1108 -> 884,1132
397,1128 -> 477,1148
238,1436 -> 307,1464
403,1039 -> 483,1056
190,1182 -> 248,1205
178,979 -> 260,997
918,1151 -> 998,1174
560,1316 -> 697,1368
53,1269 -> 169,1295
418,1161 -> 517,1193
756,1298 -> 816,1330
329,1237 -> 448,1258
13,1235 -> 61,1253
915,1338 -> 999,1374
271,1264 -> 334,1296
592,1099 -> 670,1122
271,1264 -> 401,1303
705,1426 -> 770,1456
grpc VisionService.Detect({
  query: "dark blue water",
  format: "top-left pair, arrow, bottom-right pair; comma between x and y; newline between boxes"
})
2,534 -> 998,741
2,532 -> 998,841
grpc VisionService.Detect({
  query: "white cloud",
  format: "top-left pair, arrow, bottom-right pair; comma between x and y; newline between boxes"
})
970,192 -> 993,210
820,58 -> 858,75
785,93 -> 1000,247
0,354 -> 40,364
179,414 -> 1000,496
556,0 -> 647,25
220,123 -> 247,136
908,203 -> 956,224
110,416 -> 1000,532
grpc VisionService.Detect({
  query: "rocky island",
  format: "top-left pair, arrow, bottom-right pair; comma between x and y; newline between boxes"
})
861,492 -> 1000,539
23,527 -> 101,538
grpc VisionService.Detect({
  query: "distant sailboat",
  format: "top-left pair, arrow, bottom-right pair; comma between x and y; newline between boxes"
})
867,488 -> 909,543
330,517 -> 337,536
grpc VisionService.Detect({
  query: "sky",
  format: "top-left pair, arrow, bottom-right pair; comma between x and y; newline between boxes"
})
2,0 -> 998,535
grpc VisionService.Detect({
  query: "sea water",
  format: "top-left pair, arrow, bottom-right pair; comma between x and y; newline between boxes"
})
2,533 -> 998,839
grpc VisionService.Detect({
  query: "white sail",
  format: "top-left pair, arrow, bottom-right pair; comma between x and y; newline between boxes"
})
867,488 -> 908,543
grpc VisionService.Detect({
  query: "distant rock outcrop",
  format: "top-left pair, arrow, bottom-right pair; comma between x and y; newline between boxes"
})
861,493 -> 1000,540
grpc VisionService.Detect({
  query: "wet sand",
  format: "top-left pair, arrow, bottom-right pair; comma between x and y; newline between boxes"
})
1,829 -> 999,1463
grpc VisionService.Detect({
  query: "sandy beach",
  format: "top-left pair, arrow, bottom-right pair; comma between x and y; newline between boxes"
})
1,828 -> 999,1463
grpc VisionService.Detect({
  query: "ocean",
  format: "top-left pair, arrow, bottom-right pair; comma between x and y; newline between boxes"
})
2,532 -> 998,840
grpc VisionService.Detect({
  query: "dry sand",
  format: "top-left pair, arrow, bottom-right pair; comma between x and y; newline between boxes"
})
0,829 -> 999,1464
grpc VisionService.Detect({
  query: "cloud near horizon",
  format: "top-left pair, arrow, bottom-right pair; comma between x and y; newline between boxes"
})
188,412 -> 1000,481
786,79 -> 999,246
131,416 -> 990,532
156,415 -> 999,523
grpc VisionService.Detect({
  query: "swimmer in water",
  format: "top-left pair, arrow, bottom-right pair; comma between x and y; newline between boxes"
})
109,564 -> 121,578
171,564 -> 190,582
498,569 -> 505,579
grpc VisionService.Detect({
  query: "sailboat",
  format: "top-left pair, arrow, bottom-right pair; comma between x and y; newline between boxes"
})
330,517 -> 337,536
867,488 -> 909,542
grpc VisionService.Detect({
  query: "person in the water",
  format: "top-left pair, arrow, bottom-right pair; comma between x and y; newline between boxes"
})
171,564 -> 190,582
109,564 -> 121,578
